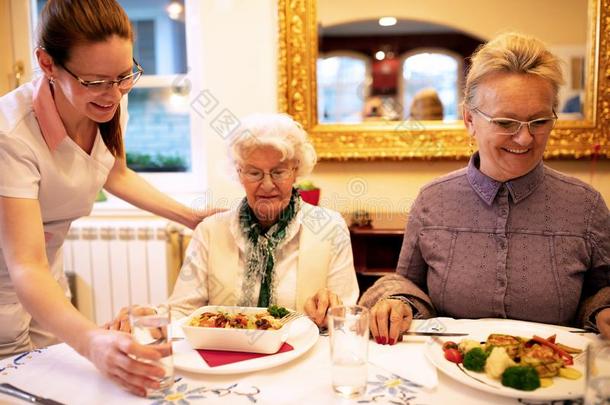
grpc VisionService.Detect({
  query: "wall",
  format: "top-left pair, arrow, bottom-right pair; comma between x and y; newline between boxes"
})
199,0 -> 610,230
317,0 -> 588,45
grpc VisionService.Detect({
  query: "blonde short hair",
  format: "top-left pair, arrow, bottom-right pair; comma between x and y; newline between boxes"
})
464,32 -> 565,109
228,113 -> 317,177
410,88 -> 444,120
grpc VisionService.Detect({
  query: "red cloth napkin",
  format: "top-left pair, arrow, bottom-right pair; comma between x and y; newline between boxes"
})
196,342 -> 294,367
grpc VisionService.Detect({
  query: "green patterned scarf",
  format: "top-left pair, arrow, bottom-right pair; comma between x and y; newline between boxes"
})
238,188 -> 301,307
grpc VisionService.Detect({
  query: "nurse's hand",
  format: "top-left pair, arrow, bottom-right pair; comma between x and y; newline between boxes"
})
304,288 -> 341,327
84,329 -> 166,397
189,207 -> 227,229
596,308 -> 610,339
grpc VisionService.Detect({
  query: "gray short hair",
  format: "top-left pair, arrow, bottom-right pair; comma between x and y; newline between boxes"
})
464,32 -> 565,109
228,113 -> 317,177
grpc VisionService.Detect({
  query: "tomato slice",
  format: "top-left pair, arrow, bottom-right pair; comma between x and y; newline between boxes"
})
444,348 -> 463,363
442,341 -> 458,351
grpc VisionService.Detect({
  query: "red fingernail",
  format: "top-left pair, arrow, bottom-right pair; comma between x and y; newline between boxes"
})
388,338 -> 395,345
375,337 -> 381,344
380,337 -> 387,345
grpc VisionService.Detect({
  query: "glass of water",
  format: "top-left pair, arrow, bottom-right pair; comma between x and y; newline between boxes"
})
129,304 -> 174,394
328,305 -> 369,398
585,339 -> 610,405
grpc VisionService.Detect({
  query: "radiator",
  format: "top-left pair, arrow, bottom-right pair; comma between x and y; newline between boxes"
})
63,218 -> 186,325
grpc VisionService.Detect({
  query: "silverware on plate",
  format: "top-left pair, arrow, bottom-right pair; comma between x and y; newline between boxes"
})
0,383 -> 66,405
402,331 -> 469,337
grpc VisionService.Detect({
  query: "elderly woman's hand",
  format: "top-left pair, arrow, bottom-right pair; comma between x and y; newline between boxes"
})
370,298 -> 413,345
103,306 -> 156,333
596,308 -> 610,338
304,288 -> 342,327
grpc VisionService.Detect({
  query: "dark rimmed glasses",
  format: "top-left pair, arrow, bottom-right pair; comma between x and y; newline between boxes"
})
472,107 -> 557,136
60,58 -> 143,94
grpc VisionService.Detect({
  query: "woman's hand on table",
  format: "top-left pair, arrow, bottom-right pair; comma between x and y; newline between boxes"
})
595,307 -> 610,338
304,288 -> 341,327
103,305 -> 155,334
84,329 -> 167,397
370,298 -> 413,345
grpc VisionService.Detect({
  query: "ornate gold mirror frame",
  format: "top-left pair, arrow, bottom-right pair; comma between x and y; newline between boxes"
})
278,0 -> 610,160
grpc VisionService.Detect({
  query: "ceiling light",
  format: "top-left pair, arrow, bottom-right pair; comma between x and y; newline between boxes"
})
378,17 -> 397,27
166,1 -> 184,20
375,51 -> 386,61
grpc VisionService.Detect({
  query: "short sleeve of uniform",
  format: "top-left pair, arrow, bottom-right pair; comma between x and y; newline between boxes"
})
0,135 -> 40,199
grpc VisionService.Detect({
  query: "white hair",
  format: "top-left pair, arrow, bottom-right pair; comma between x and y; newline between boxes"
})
227,113 -> 317,177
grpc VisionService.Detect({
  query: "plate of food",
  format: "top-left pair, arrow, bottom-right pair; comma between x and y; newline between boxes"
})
423,320 -> 588,400
173,305 -> 319,374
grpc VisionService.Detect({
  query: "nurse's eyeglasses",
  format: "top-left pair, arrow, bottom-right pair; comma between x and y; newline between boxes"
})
60,58 -> 143,94
472,107 -> 557,136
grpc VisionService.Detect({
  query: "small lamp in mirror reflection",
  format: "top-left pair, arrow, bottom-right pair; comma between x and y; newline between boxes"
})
296,180 -> 320,206
350,210 -> 372,229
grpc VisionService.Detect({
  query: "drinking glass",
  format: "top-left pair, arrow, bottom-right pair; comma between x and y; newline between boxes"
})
129,304 -> 174,394
328,305 -> 369,398
585,339 -> 610,405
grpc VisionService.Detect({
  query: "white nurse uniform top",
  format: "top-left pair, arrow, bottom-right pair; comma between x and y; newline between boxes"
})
0,77 -> 120,357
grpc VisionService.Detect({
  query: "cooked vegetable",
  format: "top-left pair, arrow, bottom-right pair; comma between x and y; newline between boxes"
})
558,367 -> 582,380
267,305 -> 289,319
539,378 -> 554,388
442,341 -> 459,351
463,347 -> 488,372
485,347 -> 517,379
531,335 -> 574,366
501,366 -> 541,391
458,339 -> 483,354
444,348 -> 463,363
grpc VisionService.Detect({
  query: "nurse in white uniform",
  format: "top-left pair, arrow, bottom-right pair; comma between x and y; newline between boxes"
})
0,0 -> 216,397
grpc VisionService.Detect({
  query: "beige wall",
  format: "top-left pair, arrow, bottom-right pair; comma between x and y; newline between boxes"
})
318,0 -> 588,44
0,0 -> 13,95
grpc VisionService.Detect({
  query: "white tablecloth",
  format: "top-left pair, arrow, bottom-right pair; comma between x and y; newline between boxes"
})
0,319 -> 595,405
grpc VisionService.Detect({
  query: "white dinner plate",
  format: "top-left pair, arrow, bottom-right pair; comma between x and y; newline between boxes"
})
424,319 -> 588,401
172,316 -> 319,374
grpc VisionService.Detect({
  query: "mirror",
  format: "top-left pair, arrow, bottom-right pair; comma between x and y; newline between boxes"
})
278,0 -> 609,160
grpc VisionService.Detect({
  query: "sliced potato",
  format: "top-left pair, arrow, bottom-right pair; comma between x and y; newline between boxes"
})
540,378 -> 554,388
559,367 -> 583,380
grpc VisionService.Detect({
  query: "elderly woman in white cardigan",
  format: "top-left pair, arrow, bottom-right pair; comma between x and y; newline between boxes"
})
108,113 -> 358,329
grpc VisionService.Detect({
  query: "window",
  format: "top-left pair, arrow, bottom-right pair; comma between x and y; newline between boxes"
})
401,51 -> 460,120
32,0 -> 200,187
317,52 -> 370,123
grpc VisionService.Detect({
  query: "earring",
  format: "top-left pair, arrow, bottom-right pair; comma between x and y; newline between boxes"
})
48,77 -> 55,85
468,136 -> 475,155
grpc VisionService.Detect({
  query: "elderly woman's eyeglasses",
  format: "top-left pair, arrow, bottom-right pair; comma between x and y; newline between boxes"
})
238,167 -> 296,183
472,107 -> 557,136
60,58 -> 144,94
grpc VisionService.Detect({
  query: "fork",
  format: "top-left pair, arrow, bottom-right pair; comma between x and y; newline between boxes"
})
278,311 -> 305,326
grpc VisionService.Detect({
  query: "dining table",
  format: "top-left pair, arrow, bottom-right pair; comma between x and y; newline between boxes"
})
0,318 -> 597,405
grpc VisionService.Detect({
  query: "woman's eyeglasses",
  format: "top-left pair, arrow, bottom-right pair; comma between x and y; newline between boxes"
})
60,58 -> 143,94
472,107 -> 557,136
238,167 -> 296,183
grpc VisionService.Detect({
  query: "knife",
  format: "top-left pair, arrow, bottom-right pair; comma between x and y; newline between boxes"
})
402,331 -> 469,337
0,383 -> 66,405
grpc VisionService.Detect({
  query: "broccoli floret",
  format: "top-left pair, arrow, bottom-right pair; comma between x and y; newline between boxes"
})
501,366 -> 541,391
463,347 -> 487,372
267,305 -> 289,318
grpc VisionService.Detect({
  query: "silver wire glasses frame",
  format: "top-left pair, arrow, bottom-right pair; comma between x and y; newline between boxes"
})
472,107 -> 558,136
238,167 -> 297,183
60,58 -> 144,92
